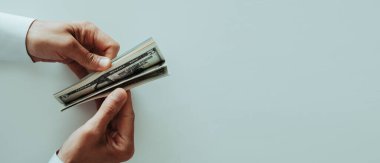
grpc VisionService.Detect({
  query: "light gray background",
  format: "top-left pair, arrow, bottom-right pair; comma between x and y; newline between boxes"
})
1,0 -> 380,162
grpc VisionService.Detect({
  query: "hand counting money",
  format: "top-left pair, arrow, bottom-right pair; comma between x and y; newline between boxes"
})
54,38 -> 168,111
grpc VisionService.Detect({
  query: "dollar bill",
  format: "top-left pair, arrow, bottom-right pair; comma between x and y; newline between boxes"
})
54,38 -> 168,111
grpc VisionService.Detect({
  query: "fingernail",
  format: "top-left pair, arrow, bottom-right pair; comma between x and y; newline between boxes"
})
99,57 -> 111,68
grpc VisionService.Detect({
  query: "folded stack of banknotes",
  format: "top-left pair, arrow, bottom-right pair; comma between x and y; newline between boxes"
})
54,38 -> 168,111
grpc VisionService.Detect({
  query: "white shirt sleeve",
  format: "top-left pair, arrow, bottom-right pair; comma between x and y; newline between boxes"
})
48,152 -> 63,163
1,12 -> 61,163
0,12 -> 35,62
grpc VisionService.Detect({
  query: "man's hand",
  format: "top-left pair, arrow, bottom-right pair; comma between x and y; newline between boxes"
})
58,88 -> 135,163
26,20 -> 120,71
26,20 -> 135,162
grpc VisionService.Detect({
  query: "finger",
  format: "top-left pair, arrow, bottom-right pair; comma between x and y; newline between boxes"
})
66,62 -> 89,79
66,38 -> 112,71
88,88 -> 127,131
93,29 -> 120,59
116,90 -> 134,139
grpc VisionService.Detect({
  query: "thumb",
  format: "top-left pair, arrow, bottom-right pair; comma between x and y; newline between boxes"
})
67,39 -> 112,71
87,88 -> 128,131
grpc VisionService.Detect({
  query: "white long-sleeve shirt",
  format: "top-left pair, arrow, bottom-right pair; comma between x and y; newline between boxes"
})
0,12 -> 63,163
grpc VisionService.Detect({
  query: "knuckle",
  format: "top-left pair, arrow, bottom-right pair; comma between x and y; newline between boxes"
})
114,42 -> 120,51
106,96 -> 122,108
81,21 -> 94,26
103,105 -> 118,117
82,21 -> 98,31
62,22 -> 73,32
81,52 -> 100,70
86,53 -> 97,64
102,99 -> 122,115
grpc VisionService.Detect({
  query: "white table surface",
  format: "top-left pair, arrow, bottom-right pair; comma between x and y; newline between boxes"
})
1,0 -> 380,162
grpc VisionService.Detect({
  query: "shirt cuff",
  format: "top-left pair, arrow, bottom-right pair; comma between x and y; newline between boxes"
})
0,12 -> 35,62
48,152 -> 63,163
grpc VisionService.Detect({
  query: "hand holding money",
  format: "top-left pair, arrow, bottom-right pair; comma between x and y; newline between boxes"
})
55,38 -> 168,111
27,20 -> 119,71
24,20 -> 166,162
58,88 -> 135,163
